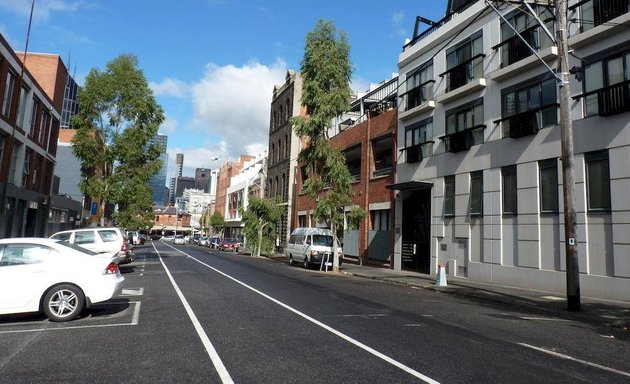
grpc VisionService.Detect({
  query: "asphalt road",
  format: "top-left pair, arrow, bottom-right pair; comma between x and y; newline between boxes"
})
1,241 -> 628,383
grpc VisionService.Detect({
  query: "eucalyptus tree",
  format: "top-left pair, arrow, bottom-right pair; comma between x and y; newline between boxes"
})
209,211 -> 226,236
292,20 -> 365,272
240,195 -> 283,257
71,54 -> 164,228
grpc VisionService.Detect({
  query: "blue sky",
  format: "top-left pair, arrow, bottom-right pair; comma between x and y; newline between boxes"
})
0,0 -> 447,180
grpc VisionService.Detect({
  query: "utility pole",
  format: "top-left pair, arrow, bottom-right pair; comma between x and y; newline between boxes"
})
556,0 -> 580,311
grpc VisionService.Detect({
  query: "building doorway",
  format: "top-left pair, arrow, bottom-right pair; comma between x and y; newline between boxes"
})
401,188 -> 431,273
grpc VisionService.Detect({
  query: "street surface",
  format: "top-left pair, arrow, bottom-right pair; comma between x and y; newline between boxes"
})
1,241 -> 629,383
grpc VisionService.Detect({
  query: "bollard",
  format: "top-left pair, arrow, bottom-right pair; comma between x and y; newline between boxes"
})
436,264 -> 447,287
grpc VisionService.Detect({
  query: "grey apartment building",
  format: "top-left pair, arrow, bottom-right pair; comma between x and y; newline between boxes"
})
391,0 -> 630,300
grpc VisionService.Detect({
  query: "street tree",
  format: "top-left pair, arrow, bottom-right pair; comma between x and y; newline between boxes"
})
240,195 -> 283,257
209,211 -> 226,236
72,54 -> 164,228
292,20 -> 365,272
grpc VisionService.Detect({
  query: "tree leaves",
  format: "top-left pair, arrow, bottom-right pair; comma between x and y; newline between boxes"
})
71,54 -> 165,228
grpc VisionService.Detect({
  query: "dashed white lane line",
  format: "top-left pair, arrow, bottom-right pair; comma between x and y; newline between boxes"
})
518,343 -> 630,378
163,243 -> 440,384
152,243 -> 234,384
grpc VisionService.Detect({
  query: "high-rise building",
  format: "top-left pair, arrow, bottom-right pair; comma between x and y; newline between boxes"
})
195,168 -> 211,192
147,134 -> 168,207
169,153 -> 184,204
61,71 -> 79,128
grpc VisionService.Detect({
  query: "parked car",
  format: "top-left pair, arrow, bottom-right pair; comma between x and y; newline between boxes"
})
162,235 -> 175,242
191,235 -> 201,245
0,238 -> 124,321
50,227 -> 133,264
198,237 -> 210,247
173,235 -> 186,245
218,238 -> 240,252
209,237 -> 221,249
285,227 -> 343,269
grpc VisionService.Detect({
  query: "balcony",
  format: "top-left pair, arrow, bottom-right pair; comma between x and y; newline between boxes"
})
438,54 -> 486,102
401,142 -> 434,163
505,110 -> 539,138
594,81 -> 630,116
403,81 -> 435,110
569,0 -> 630,47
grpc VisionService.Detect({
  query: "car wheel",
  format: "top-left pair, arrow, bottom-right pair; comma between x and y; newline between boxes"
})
303,256 -> 309,269
43,284 -> 85,322
289,255 -> 294,266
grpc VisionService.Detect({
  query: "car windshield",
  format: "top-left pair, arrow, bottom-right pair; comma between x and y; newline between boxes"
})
312,235 -> 333,247
53,240 -> 98,256
224,238 -> 236,243
175,235 -> 184,239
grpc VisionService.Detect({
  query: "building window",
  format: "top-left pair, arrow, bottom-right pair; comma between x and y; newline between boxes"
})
403,118 -> 433,163
539,158 -> 559,213
0,135 -> 4,175
2,70 -> 16,117
443,31 -> 484,92
502,165 -> 517,215
402,60 -> 434,111
496,5 -> 554,67
470,171 -> 483,216
22,149 -> 31,188
371,209 -> 390,231
577,0 -> 630,32
500,77 -> 558,138
582,49 -> 630,117
16,85 -> 30,129
372,135 -> 393,177
443,98 -> 485,153
29,97 -> 39,137
298,214 -> 307,227
444,175 -> 455,217
585,150 -> 611,212
8,141 -> 21,185
343,145 -> 362,182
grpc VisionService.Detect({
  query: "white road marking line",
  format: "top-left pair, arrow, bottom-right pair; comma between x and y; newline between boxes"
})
518,343 -> 630,378
541,296 -> 565,301
152,243 -> 234,384
121,288 -> 144,296
520,316 -> 570,322
167,245 -> 440,384
0,301 -> 141,334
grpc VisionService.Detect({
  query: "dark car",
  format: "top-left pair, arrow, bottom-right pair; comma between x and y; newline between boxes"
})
218,238 -> 240,252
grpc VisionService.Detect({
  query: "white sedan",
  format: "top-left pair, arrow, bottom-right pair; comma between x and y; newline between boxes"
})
0,238 -> 124,322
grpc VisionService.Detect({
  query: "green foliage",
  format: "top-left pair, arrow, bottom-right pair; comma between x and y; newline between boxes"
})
209,211 -> 226,234
71,54 -> 164,227
292,20 -> 365,270
239,195 -> 283,257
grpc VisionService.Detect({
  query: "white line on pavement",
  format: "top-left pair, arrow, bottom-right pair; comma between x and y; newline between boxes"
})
152,243 -> 234,384
165,244 -> 440,384
518,343 -> 630,378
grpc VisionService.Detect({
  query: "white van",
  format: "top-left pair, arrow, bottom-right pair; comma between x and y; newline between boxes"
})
285,227 -> 343,269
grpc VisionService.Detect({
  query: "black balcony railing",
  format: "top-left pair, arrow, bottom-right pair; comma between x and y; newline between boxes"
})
403,0 -> 479,51
492,25 -> 541,67
598,81 -> 630,116
507,110 -> 539,138
402,80 -> 435,110
439,54 -> 485,92
571,0 -> 630,30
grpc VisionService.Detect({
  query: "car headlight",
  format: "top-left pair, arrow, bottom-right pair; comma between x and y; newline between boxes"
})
310,250 -> 319,256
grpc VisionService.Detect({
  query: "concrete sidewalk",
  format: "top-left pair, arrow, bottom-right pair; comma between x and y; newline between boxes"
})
340,262 -> 630,333
267,252 -> 629,333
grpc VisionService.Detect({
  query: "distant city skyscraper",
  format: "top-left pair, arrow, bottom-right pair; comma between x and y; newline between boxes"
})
169,153 -> 185,204
148,135 -> 168,206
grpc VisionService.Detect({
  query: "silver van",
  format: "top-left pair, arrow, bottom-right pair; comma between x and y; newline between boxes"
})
285,227 -> 343,269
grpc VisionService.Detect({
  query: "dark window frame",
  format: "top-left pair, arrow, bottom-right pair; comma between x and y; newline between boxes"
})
502,165 -> 518,215
585,150 -> 611,212
539,158 -> 559,213
470,171 -> 483,216
444,175 -> 455,217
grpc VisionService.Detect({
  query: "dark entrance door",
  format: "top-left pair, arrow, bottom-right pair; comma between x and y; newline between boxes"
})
401,189 -> 431,273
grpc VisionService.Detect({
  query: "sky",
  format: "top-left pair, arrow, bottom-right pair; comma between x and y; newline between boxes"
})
0,0 -> 447,181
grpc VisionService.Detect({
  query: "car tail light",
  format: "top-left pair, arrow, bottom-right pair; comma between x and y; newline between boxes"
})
103,262 -> 119,275
121,240 -> 128,252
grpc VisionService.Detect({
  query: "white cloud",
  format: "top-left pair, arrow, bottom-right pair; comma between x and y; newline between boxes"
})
190,59 -> 287,159
150,78 -> 190,99
159,117 -> 179,135
0,0 -> 90,21
392,11 -> 405,23
166,142 -> 228,180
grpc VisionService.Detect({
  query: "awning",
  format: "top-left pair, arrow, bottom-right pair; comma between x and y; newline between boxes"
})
385,180 -> 433,191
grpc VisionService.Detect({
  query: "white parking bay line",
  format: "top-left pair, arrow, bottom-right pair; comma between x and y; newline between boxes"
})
167,245 -> 440,384
152,243 -> 234,384
518,343 -> 630,378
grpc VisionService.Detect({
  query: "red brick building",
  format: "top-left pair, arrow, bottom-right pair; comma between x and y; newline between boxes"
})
293,78 -> 398,265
